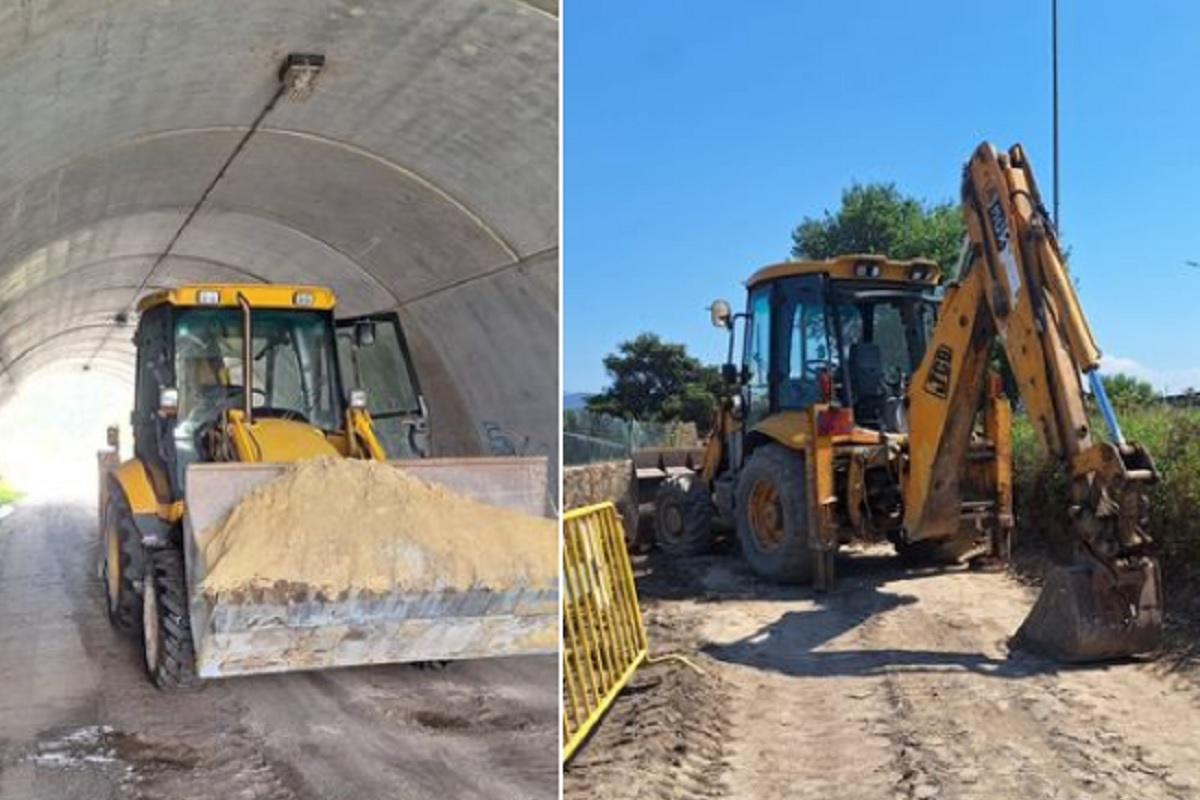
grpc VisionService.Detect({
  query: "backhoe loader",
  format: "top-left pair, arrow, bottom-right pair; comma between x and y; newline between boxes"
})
99,284 -> 557,688
657,142 -> 1161,662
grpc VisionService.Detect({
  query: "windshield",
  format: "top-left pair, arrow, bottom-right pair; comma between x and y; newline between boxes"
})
829,286 -> 939,378
174,307 -> 342,435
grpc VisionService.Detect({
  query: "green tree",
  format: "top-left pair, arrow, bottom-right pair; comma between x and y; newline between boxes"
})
587,333 -> 723,429
791,183 -> 964,277
1102,373 -> 1157,411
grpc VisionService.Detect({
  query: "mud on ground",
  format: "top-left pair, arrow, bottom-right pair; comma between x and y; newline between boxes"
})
565,540 -> 1200,800
0,501 -> 557,800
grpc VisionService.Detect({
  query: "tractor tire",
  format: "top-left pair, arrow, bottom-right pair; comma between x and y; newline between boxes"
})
653,473 -> 715,557
100,494 -> 143,635
735,444 -> 813,584
142,548 -> 200,691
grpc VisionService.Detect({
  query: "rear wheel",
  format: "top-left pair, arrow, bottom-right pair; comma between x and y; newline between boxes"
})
143,548 -> 200,691
654,473 -> 715,556
101,496 -> 143,635
735,444 -> 813,584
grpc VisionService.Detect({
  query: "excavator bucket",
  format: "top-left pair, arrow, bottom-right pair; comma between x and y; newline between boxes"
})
180,457 -> 558,679
1011,557 -> 1163,663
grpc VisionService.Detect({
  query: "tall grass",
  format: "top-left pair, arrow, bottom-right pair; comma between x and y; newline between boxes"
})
1012,405 -> 1200,622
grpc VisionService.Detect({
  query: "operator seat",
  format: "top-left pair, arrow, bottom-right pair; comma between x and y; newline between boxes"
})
849,342 -> 885,427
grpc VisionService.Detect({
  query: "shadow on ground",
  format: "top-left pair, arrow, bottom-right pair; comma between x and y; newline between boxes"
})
634,543 -> 1092,681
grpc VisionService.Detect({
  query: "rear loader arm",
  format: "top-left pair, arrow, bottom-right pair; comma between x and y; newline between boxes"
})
903,142 -> 1161,661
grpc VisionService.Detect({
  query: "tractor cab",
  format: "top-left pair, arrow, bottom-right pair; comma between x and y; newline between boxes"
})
131,285 -> 429,497
715,254 -> 942,434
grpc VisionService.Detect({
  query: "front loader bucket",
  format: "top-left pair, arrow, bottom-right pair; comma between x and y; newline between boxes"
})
1010,557 -> 1162,663
181,457 -> 558,679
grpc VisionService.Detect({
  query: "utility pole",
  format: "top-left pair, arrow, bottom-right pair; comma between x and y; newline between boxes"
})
1052,0 -> 1060,230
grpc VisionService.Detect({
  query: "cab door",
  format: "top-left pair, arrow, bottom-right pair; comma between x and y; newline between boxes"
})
335,312 -> 429,459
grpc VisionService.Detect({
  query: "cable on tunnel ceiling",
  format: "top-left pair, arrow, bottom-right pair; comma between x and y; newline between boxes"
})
81,54 -> 326,372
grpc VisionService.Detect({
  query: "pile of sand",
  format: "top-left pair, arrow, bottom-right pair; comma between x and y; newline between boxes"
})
198,458 -> 557,597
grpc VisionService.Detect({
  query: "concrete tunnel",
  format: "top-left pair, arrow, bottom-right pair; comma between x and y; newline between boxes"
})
0,0 -> 559,499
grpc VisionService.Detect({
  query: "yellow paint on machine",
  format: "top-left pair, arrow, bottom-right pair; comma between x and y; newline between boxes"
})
138,284 -> 337,312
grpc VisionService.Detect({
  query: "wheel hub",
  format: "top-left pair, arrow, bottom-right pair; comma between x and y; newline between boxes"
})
747,479 -> 784,551
661,503 -> 683,538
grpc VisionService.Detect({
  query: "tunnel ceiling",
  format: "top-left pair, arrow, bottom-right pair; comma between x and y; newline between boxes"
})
0,0 -> 558,459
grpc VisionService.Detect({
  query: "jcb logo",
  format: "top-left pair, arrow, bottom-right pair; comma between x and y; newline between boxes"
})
923,345 -> 953,400
988,196 -> 1009,251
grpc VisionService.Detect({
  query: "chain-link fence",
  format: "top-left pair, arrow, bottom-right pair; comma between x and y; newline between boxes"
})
563,410 -> 700,466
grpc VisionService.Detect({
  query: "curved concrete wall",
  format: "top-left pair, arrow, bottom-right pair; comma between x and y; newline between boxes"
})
0,0 -> 558,470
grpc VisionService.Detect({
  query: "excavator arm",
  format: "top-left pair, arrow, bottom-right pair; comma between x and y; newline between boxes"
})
904,142 -> 1162,662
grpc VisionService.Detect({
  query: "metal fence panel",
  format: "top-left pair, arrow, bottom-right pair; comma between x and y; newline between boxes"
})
561,501 -> 647,761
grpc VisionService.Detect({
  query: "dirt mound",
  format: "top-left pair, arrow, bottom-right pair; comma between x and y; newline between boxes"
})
199,457 -> 558,596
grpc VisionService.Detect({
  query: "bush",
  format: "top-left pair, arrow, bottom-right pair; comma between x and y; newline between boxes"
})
1012,405 -> 1200,621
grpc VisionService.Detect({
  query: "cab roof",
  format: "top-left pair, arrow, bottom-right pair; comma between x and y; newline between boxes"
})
747,253 -> 941,289
137,284 -> 337,312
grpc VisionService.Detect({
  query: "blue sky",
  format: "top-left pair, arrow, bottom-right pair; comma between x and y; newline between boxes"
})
564,1 -> 1200,394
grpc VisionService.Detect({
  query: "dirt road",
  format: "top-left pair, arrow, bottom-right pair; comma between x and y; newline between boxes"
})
0,500 -> 557,800
565,545 -> 1200,800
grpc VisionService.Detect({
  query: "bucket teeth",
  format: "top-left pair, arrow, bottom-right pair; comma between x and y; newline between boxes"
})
1010,557 -> 1163,663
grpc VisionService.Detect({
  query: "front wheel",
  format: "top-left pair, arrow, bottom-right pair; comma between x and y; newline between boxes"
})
734,444 -> 813,584
143,549 -> 200,691
101,496 -> 143,635
653,473 -> 716,556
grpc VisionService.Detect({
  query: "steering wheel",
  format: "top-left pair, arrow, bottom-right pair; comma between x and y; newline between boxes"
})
252,407 -> 311,423
203,385 -> 267,409
211,388 -> 308,422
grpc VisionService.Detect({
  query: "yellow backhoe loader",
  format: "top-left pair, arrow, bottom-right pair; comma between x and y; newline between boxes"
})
657,142 -> 1161,662
99,284 -> 557,688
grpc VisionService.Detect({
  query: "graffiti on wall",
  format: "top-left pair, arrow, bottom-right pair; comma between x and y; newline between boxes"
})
481,421 -> 551,457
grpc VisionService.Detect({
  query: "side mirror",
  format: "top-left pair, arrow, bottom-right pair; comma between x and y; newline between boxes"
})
709,299 -> 733,329
354,320 -> 377,347
721,363 -> 739,384
349,388 -> 369,409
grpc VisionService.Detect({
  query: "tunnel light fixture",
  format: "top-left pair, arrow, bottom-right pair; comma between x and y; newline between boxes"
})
196,289 -> 221,306
293,291 -> 315,307
279,53 -> 326,102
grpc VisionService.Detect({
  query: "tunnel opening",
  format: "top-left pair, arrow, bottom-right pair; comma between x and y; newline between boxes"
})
0,366 -> 131,502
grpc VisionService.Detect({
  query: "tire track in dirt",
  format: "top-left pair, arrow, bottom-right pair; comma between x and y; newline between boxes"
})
0,500 -> 558,800
861,576 -> 1200,800
563,606 -> 731,800
570,547 -> 1200,800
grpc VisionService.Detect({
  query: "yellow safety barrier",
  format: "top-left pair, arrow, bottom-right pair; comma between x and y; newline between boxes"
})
562,501 -> 648,762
